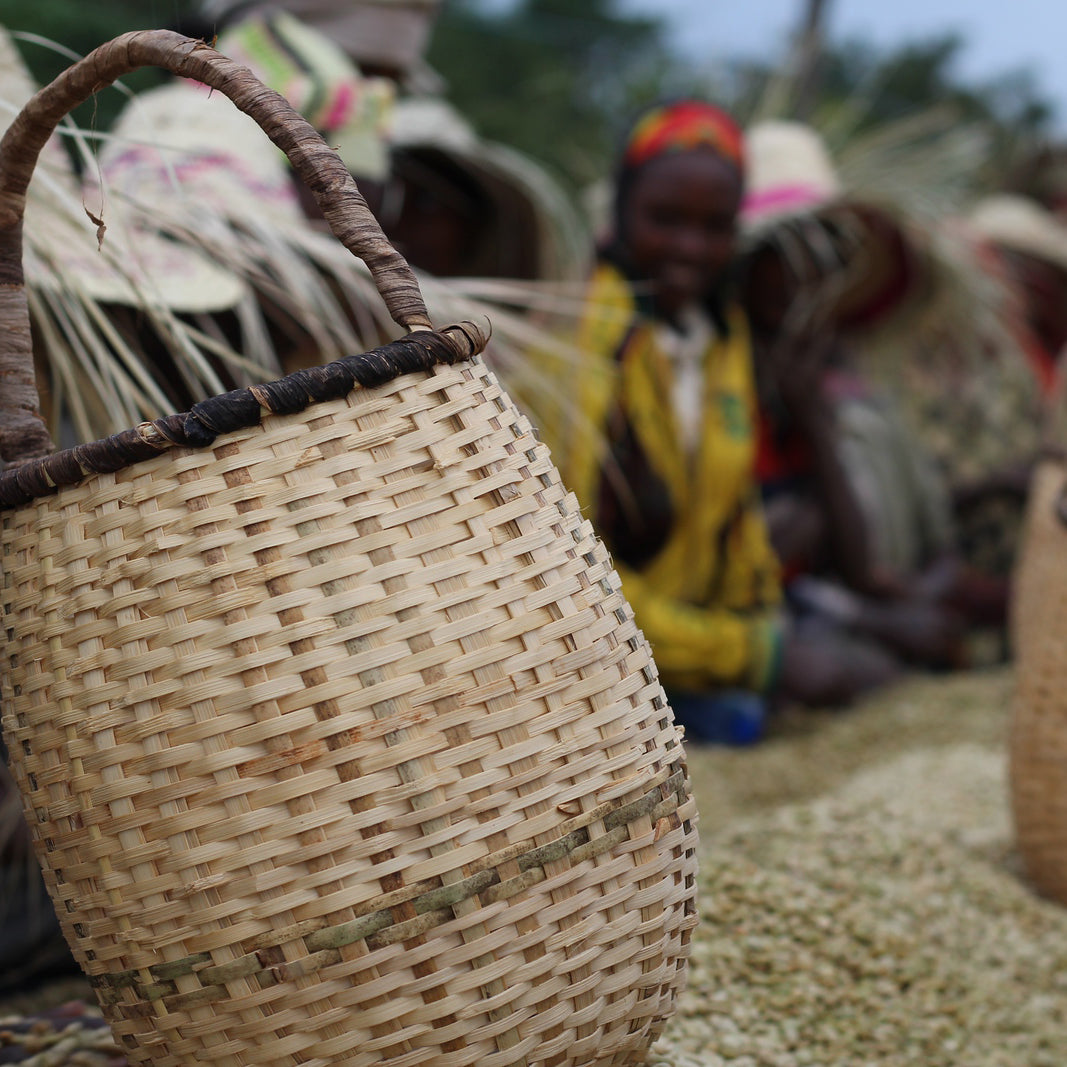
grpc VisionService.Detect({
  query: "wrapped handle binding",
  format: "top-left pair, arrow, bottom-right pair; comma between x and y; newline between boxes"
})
0,29 -> 446,465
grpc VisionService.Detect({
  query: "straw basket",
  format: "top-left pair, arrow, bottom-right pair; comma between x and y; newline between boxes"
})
1009,453 -> 1067,904
0,31 -> 697,1067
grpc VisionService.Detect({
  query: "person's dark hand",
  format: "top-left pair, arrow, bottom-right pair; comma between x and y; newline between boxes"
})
764,493 -> 825,569
768,332 -> 836,432
952,463 -> 1033,511
855,598 -> 967,668
778,620 -> 901,708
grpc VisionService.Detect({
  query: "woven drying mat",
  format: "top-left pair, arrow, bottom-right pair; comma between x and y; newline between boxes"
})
0,1001 -> 125,1066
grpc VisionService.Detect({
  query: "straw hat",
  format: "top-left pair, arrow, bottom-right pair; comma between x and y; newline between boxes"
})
1,27 -> 246,313
740,119 -> 843,230
738,119 -> 927,331
213,11 -> 395,180
967,194 -> 1067,275
200,0 -> 441,79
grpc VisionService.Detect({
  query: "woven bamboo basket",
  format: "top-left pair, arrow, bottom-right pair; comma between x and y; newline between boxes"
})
1009,452 -> 1067,904
0,31 -> 697,1067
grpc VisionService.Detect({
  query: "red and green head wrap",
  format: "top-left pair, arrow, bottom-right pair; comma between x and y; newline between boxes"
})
608,99 -> 745,253
622,100 -> 745,173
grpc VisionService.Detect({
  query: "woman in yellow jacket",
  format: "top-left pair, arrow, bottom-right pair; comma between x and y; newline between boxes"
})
529,101 -> 882,741
556,261 -> 783,694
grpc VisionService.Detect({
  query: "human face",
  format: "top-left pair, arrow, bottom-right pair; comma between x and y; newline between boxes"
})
621,149 -> 742,318
741,245 -> 792,337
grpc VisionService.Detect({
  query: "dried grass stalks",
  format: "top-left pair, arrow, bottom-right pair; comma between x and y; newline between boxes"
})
1,27 -> 590,452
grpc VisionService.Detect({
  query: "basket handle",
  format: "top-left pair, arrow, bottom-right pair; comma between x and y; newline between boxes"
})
0,29 -> 434,465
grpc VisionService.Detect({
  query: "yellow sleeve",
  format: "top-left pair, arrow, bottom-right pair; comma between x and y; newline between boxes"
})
726,487 -> 786,612
615,559 -> 783,694
523,269 -> 628,507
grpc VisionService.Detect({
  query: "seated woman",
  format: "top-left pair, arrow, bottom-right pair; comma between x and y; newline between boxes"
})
956,195 -> 1067,577
738,121 -> 999,672
521,101 -> 887,744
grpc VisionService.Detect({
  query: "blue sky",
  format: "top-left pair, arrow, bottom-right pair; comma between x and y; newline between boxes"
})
619,0 -> 1067,128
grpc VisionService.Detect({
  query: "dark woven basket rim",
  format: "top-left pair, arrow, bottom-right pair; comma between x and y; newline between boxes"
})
0,323 -> 485,511
0,30 -> 487,502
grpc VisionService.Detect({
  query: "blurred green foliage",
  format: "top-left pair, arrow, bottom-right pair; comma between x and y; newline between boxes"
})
0,0 -> 1058,195
434,5 -> 1058,195
426,0 -> 691,194
0,0 -> 206,132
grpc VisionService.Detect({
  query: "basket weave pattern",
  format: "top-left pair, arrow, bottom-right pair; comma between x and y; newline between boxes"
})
1010,457 -> 1067,904
2,359 -> 698,1066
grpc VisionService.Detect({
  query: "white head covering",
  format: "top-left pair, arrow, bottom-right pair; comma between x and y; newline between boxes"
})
968,194 -> 1067,274
740,120 -> 843,231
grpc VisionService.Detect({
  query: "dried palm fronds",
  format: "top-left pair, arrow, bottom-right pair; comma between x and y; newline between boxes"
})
741,105 -> 1003,333
740,98 -> 1036,416
1,26 -> 593,450
822,103 -> 1026,370
734,91 -> 1048,506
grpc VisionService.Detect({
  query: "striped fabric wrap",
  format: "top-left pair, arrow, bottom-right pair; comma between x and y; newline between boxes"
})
623,100 -> 745,172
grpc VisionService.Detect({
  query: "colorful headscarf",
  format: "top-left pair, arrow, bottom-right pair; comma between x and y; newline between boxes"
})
623,100 -> 745,173
216,11 -> 395,179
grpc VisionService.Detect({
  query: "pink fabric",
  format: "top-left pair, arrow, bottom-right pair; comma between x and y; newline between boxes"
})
323,81 -> 356,131
741,182 -> 834,221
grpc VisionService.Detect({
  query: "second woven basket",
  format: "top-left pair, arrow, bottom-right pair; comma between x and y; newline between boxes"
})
0,30 -> 698,1067
1010,455 -> 1067,904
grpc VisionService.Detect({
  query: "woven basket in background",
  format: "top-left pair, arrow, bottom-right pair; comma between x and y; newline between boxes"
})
1010,454 -> 1067,904
0,31 -> 698,1067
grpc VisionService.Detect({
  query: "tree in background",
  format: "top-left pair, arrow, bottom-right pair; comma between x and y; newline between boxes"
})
724,31 -> 1053,197
426,0 -> 687,195
1,0 -> 1060,200
428,3 -> 1056,200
